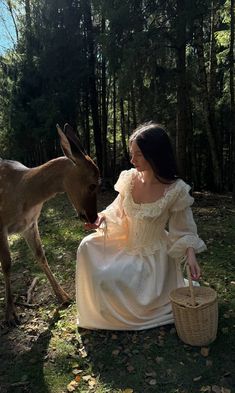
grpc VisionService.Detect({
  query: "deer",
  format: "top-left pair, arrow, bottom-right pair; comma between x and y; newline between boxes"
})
0,123 -> 100,326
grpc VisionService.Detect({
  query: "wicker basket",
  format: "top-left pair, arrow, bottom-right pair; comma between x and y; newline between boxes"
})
169,266 -> 218,346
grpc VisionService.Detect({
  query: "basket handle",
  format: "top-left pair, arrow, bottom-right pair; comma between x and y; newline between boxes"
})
186,264 -> 196,306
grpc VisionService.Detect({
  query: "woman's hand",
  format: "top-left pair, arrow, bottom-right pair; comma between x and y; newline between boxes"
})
84,215 -> 105,230
186,247 -> 201,280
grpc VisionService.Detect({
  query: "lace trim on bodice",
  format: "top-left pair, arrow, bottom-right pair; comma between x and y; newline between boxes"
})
110,169 -> 198,256
119,169 -> 192,219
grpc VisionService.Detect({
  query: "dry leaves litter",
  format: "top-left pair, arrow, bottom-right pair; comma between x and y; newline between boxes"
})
200,385 -> 232,393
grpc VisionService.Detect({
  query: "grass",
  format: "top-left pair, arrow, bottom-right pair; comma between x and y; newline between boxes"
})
0,191 -> 234,393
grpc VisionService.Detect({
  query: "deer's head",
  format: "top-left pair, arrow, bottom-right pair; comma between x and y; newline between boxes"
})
57,124 -> 100,224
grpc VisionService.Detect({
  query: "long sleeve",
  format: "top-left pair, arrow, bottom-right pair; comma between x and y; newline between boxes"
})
97,171 -> 132,240
100,169 -> 132,223
100,194 -> 125,223
167,185 -> 206,259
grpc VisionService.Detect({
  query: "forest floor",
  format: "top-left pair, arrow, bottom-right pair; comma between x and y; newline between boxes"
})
0,191 -> 234,393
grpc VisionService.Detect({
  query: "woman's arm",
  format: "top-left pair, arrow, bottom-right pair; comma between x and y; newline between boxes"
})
186,247 -> 201,280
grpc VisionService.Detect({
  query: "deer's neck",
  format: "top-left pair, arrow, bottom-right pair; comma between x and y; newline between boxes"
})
24,157 -> 71,205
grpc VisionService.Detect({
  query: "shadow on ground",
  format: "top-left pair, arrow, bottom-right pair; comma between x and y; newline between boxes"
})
0,308 -> 62,393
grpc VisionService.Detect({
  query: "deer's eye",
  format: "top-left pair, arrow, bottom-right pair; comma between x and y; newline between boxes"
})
89,184 -> 97,192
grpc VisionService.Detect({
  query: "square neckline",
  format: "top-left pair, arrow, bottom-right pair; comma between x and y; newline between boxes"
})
129,170 -> 180,206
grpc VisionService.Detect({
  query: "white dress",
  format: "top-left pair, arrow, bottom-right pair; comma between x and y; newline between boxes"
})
76,169 -> 206,330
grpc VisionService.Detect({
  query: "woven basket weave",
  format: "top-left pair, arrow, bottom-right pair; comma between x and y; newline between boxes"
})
169,266 -> 218,346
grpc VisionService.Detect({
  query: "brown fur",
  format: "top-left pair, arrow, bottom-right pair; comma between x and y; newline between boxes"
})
0,126 -> 100,325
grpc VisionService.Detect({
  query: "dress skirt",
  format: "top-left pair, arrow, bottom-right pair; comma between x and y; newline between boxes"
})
76,232 -> 185,330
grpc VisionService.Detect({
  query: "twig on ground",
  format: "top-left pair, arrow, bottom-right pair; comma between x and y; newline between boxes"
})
15,301 -> 39,308
9,381 -> 30,387
26,277 -> 38,304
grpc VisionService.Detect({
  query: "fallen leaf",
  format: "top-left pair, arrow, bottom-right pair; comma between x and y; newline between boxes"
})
201,347 -> 210,357
212,386 -> 221,393
72,368 -> 83,375
79,347 -> 88,358
200,386 -> 211,392
193,376 -> 202,382
221,388 -> 231,393
112,334 -> 118,339
71,362 -> 79,368
223,371 -> 231,377
145,371 -> 157,377
206,359 -> 213,367
127,365 -> 135,373
112,349 -> 120,356
82,375 -> 92,381
122,389 -> 134,393
88,377 -> 97,388
149,379 -> 157,385
67,380 -> 78,392
75,375 -> 81,383
155,356 -> 164,364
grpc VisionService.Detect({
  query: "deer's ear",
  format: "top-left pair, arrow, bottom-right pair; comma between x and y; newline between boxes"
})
56,124 -> 85,163
63,124 -> 87,157
56,124 -> 77,163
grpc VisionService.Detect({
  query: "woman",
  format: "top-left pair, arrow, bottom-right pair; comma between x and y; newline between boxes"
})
76,122 -> 206,330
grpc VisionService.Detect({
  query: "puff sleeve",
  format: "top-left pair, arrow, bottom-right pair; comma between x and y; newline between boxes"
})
97,170 -> 132,240
114,169 -> 134,195
167,184 -> 206,259
101,169 -> 133,219
100,194 -> 124,223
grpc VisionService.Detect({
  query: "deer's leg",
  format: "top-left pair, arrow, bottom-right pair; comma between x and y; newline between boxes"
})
23,223 -> 71,304
0,231 -> 19,325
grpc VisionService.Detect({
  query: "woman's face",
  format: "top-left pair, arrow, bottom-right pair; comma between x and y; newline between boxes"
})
129,141 -> 152,172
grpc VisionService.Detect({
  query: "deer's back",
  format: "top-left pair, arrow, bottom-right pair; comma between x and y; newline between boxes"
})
0,159 -> 28,193
0,159 -> 41,234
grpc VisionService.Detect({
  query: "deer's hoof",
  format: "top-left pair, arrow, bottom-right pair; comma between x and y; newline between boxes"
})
60,297 -> 72,307
57,292 -> 72,307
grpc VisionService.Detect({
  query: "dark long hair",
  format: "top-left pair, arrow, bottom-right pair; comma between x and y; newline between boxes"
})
129,122 -> 179,183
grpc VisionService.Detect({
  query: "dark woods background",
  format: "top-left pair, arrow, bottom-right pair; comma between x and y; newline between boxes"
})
0,0 -> 234,195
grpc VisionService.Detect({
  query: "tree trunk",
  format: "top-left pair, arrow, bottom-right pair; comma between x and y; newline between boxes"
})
101,16 -> 108,178
209,1 -> 222,165
194,16 -> 222,191
79,94 -> 90,156
25,0 -> 33,65
85,93 -> 91,156
112,74 -> 117,181
120,97 -> 129,166
175,0 -> 192,180
131,83 -> 137,129
6,0 -> 19,43
230,0 -> 235,201
82,0 -> 102,172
